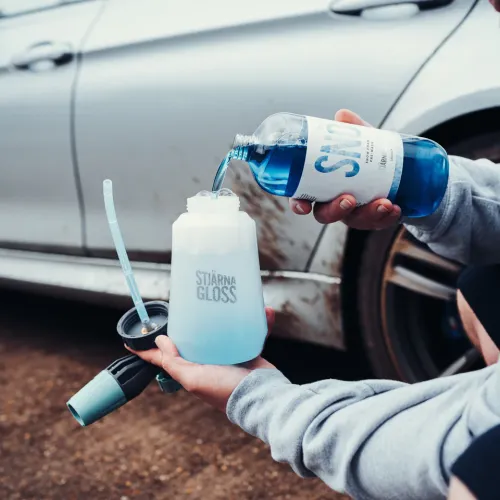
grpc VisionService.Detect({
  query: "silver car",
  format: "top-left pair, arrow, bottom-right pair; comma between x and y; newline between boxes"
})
1,0 -> 498,382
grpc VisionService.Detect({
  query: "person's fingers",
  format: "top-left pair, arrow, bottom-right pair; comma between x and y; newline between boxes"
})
155,334 -> 180,358
489,0 -> 500,13
153,335 -> 197,380
313,194 -> 357,224
265,307 -> 275,340
245,356 -> 275,371
126,336 -> 193,381
334,109 -> 373,127
125,344 -> 163,367
389,205 -> 402,222
371,204 -> 401,230
289,198 -> 312,215
342,200 -> 401,230
265,307 -> 275,330
365,199 -> 393,217
343,198 -> 392,222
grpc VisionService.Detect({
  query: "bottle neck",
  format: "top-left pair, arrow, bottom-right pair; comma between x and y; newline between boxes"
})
187,190 -> 240,213
232,134 -> 256,161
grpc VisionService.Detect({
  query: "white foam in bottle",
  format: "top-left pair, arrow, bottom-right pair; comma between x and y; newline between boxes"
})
167,189 -> 268,365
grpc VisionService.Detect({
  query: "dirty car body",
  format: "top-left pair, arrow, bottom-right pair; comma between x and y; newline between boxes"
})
1,0 -> 499,378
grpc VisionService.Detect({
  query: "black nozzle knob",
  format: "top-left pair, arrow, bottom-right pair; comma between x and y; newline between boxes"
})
117,301 -> 169,351
106,354 -> 161,400
116,300 -> 182,393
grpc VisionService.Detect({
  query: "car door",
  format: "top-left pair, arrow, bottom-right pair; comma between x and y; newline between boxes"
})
0,0 -> 103,250
74,0 -> 475,269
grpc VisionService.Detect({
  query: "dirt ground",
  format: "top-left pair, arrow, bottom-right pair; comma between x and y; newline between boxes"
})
0,290 -> 359,500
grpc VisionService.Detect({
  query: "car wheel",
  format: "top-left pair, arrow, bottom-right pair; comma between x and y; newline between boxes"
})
358,225 -> 482,382
357,130 -> 500,383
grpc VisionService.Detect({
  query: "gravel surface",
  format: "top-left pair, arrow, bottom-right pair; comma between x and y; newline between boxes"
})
0,290 -> 361,500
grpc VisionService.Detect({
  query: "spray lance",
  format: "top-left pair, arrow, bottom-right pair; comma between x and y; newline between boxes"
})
66,180 -> 181,427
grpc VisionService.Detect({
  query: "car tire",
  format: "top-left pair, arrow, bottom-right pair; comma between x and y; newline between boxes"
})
356,129 -> 500,383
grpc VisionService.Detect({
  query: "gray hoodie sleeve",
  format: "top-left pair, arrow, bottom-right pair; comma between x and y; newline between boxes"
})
404,156 -> 500,265
226,364 -> 500,500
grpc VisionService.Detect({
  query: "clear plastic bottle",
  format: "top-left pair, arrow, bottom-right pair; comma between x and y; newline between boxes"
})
216,112 -> 449,218
167,189 -> 267,365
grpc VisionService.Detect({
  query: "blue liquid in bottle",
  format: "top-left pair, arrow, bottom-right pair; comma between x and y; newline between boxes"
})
213,113 -> 449,218
212,114 -> 308,197
395,136 -> 449,217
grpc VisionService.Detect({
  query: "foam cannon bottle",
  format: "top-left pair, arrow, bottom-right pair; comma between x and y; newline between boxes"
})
167,189 -> 268,365
213,113 -> 450,218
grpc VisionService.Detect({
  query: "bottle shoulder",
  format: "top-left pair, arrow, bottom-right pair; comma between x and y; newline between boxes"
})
254,113 -> 307,146
173,211 -> 255,227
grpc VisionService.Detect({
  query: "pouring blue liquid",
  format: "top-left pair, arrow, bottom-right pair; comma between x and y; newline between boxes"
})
213,112 -> 449,218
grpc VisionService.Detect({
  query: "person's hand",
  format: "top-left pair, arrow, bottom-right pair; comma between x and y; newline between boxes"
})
127,307 -> 276,412
447,477 -> 476,500
289,109 -> 401,230
490,0 -> 500,13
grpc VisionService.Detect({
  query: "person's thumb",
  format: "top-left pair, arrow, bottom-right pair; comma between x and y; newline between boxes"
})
153,335 -> 192,379
265,307 -> 275,339
154,334 -> 178,357
334,109 -> 373,127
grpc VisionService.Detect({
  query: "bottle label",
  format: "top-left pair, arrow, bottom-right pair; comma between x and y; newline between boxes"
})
292,116 -> 403,204
195,269 -> 238,304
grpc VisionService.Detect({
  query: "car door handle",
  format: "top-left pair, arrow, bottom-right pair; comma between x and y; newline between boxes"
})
330,0 -> 453,16
11,41 -> 74,71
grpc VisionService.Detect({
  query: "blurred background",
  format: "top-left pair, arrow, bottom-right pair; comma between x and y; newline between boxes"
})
1,0 -> 499,498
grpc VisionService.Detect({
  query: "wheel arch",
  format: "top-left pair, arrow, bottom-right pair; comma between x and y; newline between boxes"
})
416,106 -> 500,147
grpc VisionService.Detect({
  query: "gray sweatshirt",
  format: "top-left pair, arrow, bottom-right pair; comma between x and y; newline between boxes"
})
226,155 -> 500,500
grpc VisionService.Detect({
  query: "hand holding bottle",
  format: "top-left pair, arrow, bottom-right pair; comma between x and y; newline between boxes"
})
127,307 -> 276,412
290,109 -> 402,230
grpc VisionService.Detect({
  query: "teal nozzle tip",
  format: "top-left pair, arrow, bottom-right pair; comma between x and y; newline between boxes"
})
67,354 -> 162,427
67,370 -> 127,427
